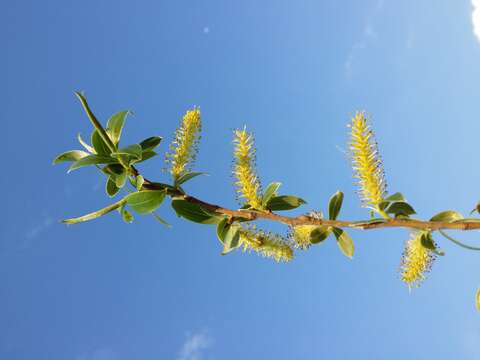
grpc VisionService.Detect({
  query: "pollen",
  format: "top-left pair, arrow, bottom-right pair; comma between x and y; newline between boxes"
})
166,108 -> 202,180
239,226 -> 293,262
400,232 -> 436,288
290,225 -> 317,249
232,128 -> 263,209
349,112 -> 387,210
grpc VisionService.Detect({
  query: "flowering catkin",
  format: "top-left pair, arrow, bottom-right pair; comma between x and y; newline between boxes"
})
239,226 -> 293,262
232,128 -> 263,209
400,232 -> 436,288
349,112 -> 387,210
166,108 -> 201,180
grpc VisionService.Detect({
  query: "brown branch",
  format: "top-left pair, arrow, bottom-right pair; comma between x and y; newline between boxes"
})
140,177 -> 480,232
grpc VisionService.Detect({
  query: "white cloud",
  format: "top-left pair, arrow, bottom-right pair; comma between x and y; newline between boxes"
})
25,215 -> 54,240
472,0 -> 480,43
177,330 -> 213,360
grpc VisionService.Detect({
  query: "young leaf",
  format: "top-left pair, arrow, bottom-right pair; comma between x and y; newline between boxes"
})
136,175 -> 145,191
430,210 -> 463,222
126,190 -> 166,214
112,144 -> 142,160
266,195 -> 306,211
119,205 -> 134,223
63,198 -> 127,224
385,202 -> 416,217
328,191 -> 344,220
112,169 -> 127,188
262,182 -> 282,207
171,199 -> 222,224
332,227 -> 354,259
221,225 -> 241,255
53,150 -> 89,165
420,232 -> 445,256
139,136 -> 162,151
91,130 -> 112,155
216,217 -> 229,243
135,150 -> 158,163
106,110 -> 130,146
106,176 -> 120,197
77,133 -> 95,153
310,226 -> 332,244
175,172 -> 208,186
68,155 -> 118,172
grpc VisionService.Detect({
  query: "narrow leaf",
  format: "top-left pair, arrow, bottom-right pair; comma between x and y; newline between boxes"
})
77,133 -> 95,153
106,110 -> 129,145
476,289 -> 480,312
112,144 -> 142,160
136,175 -> 145,191
216,217 -> 229,243
152,212 -> 171,227
267,195 -> 306,211
120,206 -> 134,223
140,136 -> 162,151
221,224 -> 241,254
430,210 -> 463,223
420,232 -> 445,256
171,199 -> 222,224
262,182 -> 282,207
175,172 -> 208,186
68,155 -> 118,172
63,198 -> 127,224
91,130 -> 112,155
333,227 -> 354,258
126,190 -> 166,214
106,176 -> 120,197
328,191 -> 344,220
53,150 -> 89,165
385,201 -> 416,217
310,226 -> 332,244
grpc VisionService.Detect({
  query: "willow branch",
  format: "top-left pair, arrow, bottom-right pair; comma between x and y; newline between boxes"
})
138,178 -> 480,232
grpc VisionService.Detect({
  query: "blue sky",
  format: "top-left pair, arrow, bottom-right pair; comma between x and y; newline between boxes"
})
3,0 -> 480,359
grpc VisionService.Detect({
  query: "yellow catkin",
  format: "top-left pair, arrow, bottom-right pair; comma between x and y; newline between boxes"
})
290,225 -> 317,249
166,108 -> 202,179
349,112 -> 387,210
239,226 -> 293,262
400,232 -> 436,288
233,128 -> 263,209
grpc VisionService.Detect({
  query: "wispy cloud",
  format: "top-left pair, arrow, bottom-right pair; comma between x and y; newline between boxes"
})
177,330 -> 213,360
472,0 -> 480,43
25,215 -> 54,240
344,0 -> 383,78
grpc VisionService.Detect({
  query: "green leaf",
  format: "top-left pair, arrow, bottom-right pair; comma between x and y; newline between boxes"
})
171,199 -> 222,224
74,92 -> 116,153
152,212 -> 171,227
102,163 -> 124,176
126,190 -> 166,214
476,289 -> 480,312
106,110 -> 129,146
332,227 -> 354,259
266,195 -> 306,211
136,150 -> 158,163
106,176 -> 120,197
135,175 -> 145,191
77,133 -> 95,153
310,226 -> 332,244
216,217 -> 229,243
63,198 -> 127,224
175,172 -> 208,186
140,136 -> 162,151
379,192 -> 406,210
420,232 -> 445,256
68,155 -> 118,172
120,205 -> 134,223
53,150 -> 89,165
385,201 -> 416,217
112,144 -> 142,160
112,169 -> 127,188
91,130 -> 112,155
218,223 -> 241,254
430,210 -> 463,222
262,182 -> 282,207
328,191 -> 344,220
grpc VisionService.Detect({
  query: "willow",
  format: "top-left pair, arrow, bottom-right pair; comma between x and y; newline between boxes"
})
54,93 -> 480,311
